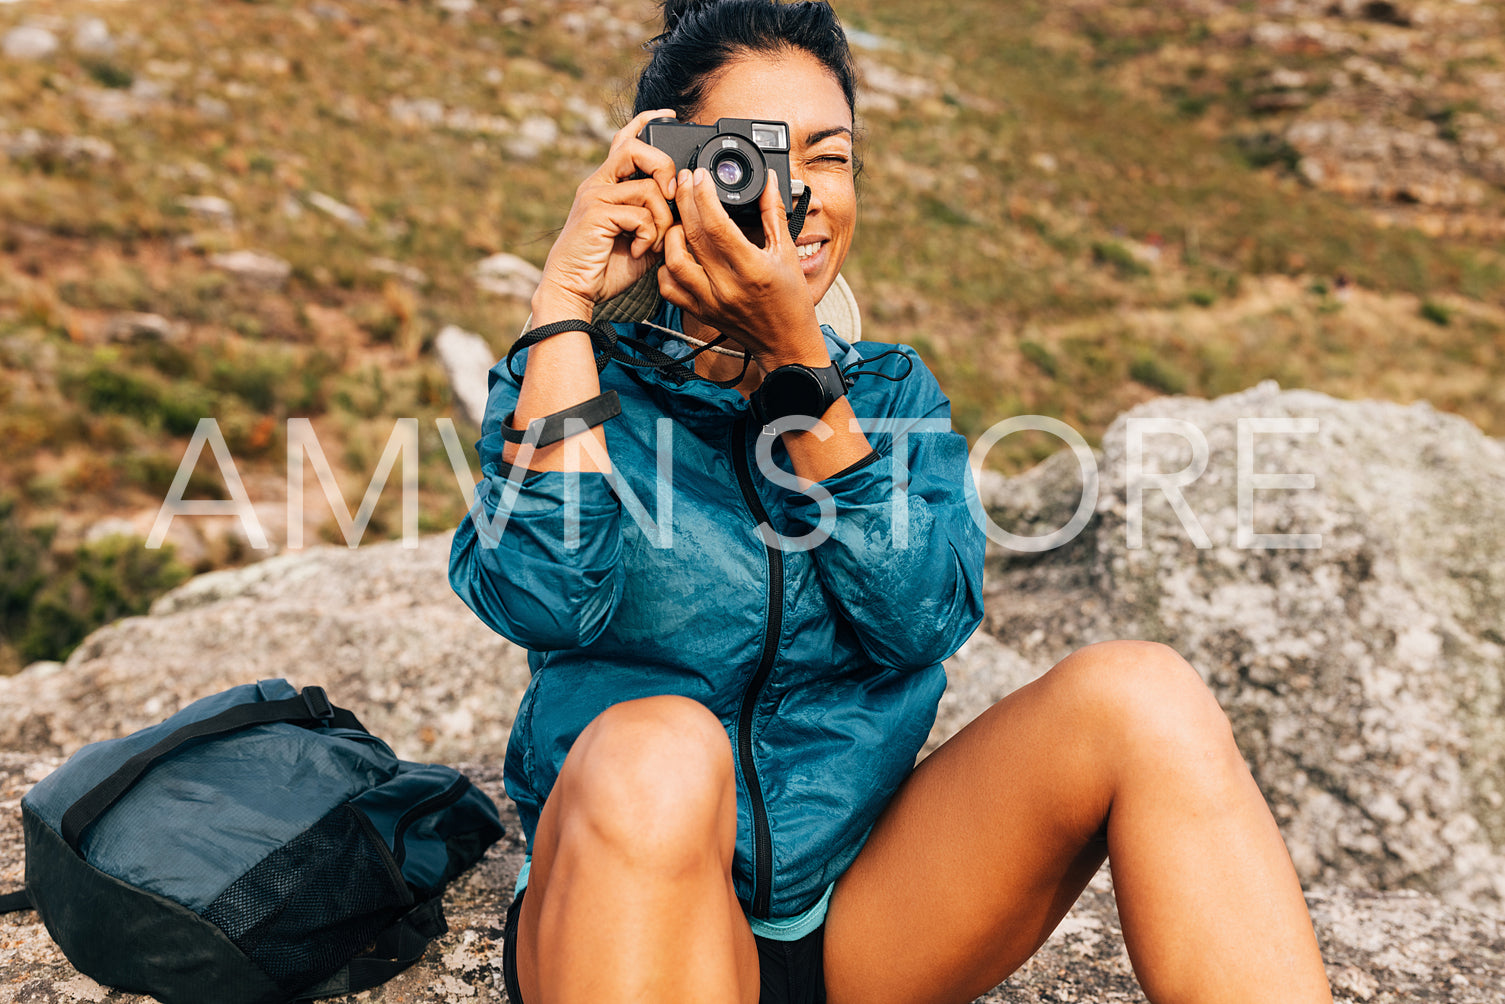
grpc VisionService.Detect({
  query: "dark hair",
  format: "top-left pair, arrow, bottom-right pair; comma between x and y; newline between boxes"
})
634,0 -> 858,122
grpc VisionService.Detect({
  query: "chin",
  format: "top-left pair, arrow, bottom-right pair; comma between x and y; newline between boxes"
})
807,271 -> 836,305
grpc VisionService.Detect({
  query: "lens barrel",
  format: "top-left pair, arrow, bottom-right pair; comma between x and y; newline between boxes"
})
692,133 -> 767,212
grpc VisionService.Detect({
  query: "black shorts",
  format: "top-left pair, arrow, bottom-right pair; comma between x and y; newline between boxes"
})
501,885 -> 827,1004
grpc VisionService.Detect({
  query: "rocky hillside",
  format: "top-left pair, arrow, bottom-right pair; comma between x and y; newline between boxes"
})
2,386 -> 1504,1001
2,3 -> 1503,663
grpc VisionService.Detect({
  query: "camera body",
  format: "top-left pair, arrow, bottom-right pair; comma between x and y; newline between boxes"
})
638,117 -> 794,220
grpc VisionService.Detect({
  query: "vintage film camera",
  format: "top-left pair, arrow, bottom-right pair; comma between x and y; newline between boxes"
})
638,117 -> 803,221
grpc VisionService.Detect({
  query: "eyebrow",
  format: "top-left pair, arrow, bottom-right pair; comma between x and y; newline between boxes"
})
804,126 -> 854,146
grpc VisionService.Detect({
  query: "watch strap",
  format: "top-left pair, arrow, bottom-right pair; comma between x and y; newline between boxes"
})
750,362 -> 850,427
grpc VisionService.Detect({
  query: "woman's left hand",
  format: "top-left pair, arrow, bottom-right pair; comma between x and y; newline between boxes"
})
657,167 -> 830,372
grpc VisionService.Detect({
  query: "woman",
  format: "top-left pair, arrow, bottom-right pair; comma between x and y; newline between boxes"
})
449,2 -> 1334,1002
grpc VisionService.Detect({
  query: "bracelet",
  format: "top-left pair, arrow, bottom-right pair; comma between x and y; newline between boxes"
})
501,390 -> 622,449
506,318 -> 618,382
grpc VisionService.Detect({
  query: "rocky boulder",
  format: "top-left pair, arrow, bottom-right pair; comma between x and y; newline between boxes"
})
0,536 -> 530,765
979,381 -> 1505,908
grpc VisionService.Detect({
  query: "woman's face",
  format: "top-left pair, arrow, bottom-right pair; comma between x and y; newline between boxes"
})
688,49 -> 857,309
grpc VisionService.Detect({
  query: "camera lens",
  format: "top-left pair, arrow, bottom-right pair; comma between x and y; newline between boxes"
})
693,133 -> 768,213
715,155 -> 748,190
707,151 -> 749,192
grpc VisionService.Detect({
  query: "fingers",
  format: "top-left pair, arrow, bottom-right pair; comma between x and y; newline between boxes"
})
678,167 -> 750,267
590,203 -> 661,259
656,247 -> 703,315
758,170 -> 792,256
603,108 -> 679,201
604,178 -> 676,253
660,221 -> 711,309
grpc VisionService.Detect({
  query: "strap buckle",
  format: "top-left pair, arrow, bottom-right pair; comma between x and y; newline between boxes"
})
302,686 -> 334,722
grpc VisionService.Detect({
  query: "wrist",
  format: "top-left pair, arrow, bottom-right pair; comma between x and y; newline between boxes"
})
755,319 -> 830,372
531,282 -> 595,323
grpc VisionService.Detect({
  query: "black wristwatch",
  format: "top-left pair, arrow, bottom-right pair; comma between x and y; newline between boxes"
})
749,361 -> 852,427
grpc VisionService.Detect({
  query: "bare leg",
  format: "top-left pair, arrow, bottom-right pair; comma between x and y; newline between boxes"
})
823,640 -> 1331,1004
513,695 -> 760,1004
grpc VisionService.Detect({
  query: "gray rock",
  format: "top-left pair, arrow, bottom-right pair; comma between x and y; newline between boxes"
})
103,311 -> 184,344
175,194 -> 235,227
194,94 -> 230,121
77,82 -> 163,124
502,115 -> 560,162
82,518 -> 139,544
563,96 -> 618,144
70,17 -> 114,57
473,252 -> 543,301
368,256 -> 430,287
2,26 -> 59,61
434,324 -> 497,429
980,382 -> 1505,908
305,191 -> 366,229
0,535 -> 530,764
2,130 -> 115,166
388,96 -> 446,129
209,250 -> 292,290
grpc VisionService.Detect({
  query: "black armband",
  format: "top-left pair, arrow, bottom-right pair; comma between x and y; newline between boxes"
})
501,390 -> 622,449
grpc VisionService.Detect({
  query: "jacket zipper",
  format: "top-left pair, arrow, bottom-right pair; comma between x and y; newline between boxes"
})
730,416 -> 780,918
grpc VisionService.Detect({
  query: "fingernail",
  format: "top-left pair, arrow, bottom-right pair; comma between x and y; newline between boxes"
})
695,167 -> 709,184
679,169 -> 691,187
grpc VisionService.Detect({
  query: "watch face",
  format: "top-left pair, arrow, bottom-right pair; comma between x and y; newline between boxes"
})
765,365 -> 828,421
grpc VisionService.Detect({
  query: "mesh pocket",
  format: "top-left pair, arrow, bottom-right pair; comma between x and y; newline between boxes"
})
202,803 -> 411,994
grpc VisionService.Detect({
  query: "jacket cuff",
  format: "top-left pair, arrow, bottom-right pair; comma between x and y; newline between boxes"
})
781,449 -> 895,531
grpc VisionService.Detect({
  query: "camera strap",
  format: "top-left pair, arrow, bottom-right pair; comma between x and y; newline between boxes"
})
787,184 -> 812,242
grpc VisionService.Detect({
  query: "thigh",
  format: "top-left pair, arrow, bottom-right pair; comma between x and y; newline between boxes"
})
821,647 -> 1133,1004
513,695 -> 762,1004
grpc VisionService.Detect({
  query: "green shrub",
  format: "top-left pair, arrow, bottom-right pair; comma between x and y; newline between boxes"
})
15,533 -> 190,665
1091,240 -> 1149,278
73,364 -> 164,421
116,451 -> 224,498
1420,300 -> 1452,326
1233,131 -> 1303,173
1129,350 -> 1190,394
63,358 -> 219,436
84,61 -> 134,90
1020,339 -> 1059,377
0,499 -> 51,670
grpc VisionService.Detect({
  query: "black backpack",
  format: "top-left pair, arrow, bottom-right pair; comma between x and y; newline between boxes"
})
0,679 -> 504,1004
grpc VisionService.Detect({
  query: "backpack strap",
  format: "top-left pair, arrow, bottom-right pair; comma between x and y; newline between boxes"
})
60,687 -> 366,848
293,896 -> 448,999
0,887 -> 32,913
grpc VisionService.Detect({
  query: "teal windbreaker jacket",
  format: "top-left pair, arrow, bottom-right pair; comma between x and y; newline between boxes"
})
449,312 -> 986,920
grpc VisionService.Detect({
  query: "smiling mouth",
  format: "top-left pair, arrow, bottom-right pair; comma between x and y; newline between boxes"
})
796,240 -> 826,261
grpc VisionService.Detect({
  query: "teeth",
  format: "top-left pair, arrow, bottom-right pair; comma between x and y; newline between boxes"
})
797,242 -> 823,260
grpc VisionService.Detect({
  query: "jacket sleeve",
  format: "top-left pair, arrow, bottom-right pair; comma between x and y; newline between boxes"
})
448,366 -> 625,651
780,348 -> 986,672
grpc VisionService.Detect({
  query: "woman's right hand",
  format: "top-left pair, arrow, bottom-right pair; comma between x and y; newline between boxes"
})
533,108 -> 681,317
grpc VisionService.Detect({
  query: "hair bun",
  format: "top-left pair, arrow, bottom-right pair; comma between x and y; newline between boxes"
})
659,0 -> 725,35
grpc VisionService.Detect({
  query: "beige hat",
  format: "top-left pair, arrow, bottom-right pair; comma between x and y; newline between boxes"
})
592,266 -> 862,343
814,272 -> 861,343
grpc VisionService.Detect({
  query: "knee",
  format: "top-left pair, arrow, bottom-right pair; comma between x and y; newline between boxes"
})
1052,640 -> 1240,765
555,695 -> 735,865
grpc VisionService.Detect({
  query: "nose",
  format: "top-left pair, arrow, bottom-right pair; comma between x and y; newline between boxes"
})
795,172 -> 822,218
